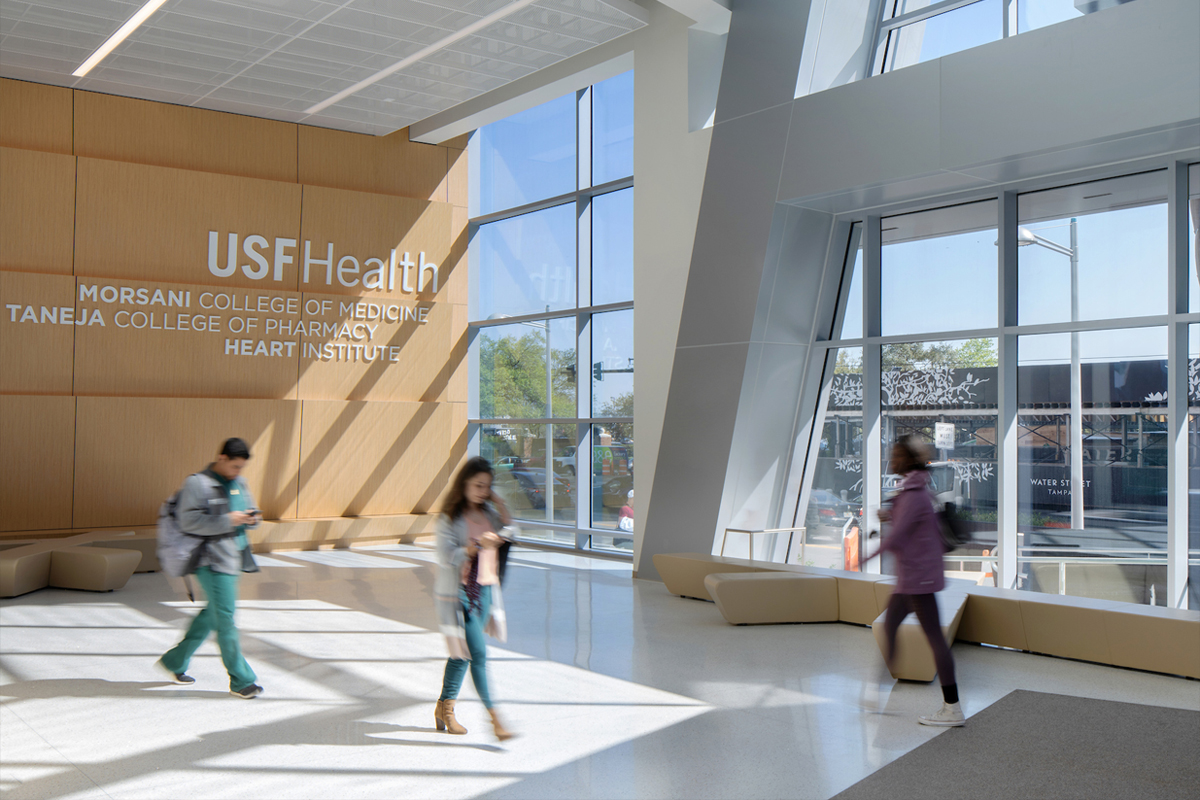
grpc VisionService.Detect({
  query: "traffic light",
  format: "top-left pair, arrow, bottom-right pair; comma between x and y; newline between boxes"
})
593,362 -> 604,381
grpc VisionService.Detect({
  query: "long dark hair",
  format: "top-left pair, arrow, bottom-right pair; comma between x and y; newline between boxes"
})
442,456 -> 494,520
893,435 -> 931,473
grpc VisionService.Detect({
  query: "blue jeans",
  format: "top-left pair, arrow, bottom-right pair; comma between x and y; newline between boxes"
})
439,585 -> 492,708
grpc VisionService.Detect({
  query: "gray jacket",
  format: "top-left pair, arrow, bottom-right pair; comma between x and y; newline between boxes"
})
434,504 -> 504,597
177,471 -> 259,576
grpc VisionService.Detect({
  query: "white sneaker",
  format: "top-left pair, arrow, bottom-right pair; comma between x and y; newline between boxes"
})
918,701 -> 965,727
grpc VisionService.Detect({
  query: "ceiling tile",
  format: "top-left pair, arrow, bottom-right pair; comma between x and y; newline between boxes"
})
0,0 -> 646,136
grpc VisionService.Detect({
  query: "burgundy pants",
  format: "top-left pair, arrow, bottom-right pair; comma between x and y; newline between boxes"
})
881,592 -> 956,687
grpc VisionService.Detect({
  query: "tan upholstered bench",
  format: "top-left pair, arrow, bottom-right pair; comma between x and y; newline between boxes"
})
1102,603 -> 1200,679
956,584 -> 1029,650
705,572 -> 839,625
871,591 -> 969,682
829,572 -> 895,625
48,546 -> 141,592
1016,592 -> 1121,666
88,530 -> 158,573
653,553 -> 771,601
0,547 -> 54,598
656,550 -> 1198,680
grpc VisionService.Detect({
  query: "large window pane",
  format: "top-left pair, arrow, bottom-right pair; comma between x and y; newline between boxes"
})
476,93 -> 575,215
835,224 -> 863,340
802,347 -> 864,570
592,309 -> 634,416
880,0 -> 1001,73
1018,327 -> 1168,605
592,70 -> 633,185
880,338 -> 999,572
1017,0 -> 1088,33
478,323 -> 548,419
477,318 -> 576,419
592,188 -> 633,306
881,200 -> 997,336
1018,171 -> 1167,325
591,422 -> 634,536
482,424 -> 576,530
475,204 -> 576,320
550,317 -> 577,418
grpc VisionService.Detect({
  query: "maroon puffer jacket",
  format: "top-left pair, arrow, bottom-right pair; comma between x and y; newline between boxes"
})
881,470 -> 945,594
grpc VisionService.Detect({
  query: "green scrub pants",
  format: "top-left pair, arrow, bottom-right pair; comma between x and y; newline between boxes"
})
161,566 -> 257,692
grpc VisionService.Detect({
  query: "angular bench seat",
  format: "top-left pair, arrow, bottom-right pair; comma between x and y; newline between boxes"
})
652,553 -> 772,601
0,548 -> 53,598
1103,603 -> 1200,679
48,546 -> 141,592
705,572 -> 838,625
87,530 -> 158,573
956,584 -> 1029,651
1017,592 -> 1123,666
655,551 -> 1198,681
871,591 -> 969,682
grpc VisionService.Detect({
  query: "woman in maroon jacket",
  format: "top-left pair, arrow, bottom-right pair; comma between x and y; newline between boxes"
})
870,435 -> 966,727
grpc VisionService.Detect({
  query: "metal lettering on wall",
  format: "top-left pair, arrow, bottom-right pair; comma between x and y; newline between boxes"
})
3,231 -> 441,368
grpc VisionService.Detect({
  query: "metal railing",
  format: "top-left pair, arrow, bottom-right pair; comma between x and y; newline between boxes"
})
720,527 -> 807,563
946,547 -> 1200,599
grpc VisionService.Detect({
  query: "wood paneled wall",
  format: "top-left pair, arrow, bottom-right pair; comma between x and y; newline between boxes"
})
0,79 -> 469,542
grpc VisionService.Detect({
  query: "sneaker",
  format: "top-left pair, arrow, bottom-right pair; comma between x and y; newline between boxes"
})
231,684 -> 263,699
918,701 -> 965,727
155,659 -> 195,685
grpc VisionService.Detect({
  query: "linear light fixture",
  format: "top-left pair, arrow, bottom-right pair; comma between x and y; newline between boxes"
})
72,0 -> 169,77
304,0 -> 541,116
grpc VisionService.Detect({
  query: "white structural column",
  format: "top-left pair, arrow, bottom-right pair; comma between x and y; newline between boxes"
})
997,192 -> 1019,589
862,216 -> 882,573
1166,161 -> 1190,608
1069,219 -> 1084,531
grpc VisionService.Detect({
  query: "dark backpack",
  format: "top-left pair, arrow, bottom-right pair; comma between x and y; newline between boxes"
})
937,501 -> 971,553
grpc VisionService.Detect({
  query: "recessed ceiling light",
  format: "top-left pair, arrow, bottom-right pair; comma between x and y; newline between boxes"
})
72,0 -> 169,78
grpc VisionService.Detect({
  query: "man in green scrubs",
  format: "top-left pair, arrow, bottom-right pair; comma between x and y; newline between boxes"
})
157,438 -> 263,698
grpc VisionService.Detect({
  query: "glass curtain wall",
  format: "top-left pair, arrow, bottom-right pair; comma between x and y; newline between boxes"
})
470,72 -> 634,554
800,163 -> 1198,608
872,0 -> 1140,75
805,229 -> 865,570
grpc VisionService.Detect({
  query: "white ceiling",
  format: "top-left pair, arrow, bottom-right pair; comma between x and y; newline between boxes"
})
0,0 -> 646,136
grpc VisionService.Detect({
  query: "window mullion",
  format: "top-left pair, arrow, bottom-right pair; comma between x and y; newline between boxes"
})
1167,161 -> 1190,607
863,216 -> 883,573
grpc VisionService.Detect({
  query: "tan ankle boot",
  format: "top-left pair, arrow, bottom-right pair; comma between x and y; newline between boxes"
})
488,707 -> 515,742
435,699 -> 467,734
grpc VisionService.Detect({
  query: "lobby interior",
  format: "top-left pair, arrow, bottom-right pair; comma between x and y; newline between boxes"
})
2,1 -> 1199,798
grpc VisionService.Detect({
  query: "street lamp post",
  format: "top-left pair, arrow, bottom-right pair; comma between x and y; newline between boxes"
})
1019,219 -> 1083,530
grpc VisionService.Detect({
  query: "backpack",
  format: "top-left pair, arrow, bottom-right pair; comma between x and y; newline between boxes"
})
937,500 -> 971,553
156,473 -> 227,578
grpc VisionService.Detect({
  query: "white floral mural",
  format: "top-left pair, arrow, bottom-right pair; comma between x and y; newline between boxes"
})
947,459 -> 994,485
831,455 -> 992,493
829,374 -> 862,407
833,457 -> 864,493
881,368 -> 988,407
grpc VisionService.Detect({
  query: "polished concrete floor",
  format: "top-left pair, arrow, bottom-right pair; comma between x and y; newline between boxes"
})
2,543 -> 1197,800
